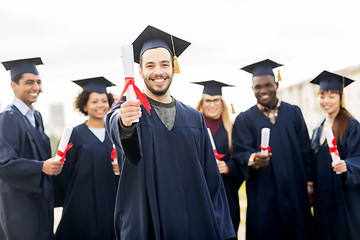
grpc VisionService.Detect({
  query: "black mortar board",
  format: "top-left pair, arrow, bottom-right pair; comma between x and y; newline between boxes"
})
2,57 -> 43,79
132,25 -> 191,64
192,80 -> 234,96
241,59 -> 283,77
310,70 -> 354,91
72,77 -> 115,94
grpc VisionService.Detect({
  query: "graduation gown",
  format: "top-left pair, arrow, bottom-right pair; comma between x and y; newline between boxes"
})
0,104 -> 53,240
52,123 -> 118,240
213,123 -> 243,232
232,102 -> 314,240
311,117 -> 360,239
106,98 -> 236,240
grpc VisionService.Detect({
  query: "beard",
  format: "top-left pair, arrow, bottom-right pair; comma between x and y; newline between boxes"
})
143,73 -> 173,97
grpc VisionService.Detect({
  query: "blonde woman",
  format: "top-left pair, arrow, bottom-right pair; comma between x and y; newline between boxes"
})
194,80 -> 243,234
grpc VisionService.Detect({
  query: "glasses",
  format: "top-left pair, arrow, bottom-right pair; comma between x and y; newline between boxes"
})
203,98 -> 221,105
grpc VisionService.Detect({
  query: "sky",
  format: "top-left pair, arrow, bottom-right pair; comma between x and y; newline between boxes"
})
1,0 -> 360,127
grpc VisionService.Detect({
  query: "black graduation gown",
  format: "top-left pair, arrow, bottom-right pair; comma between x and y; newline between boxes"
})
106,98 -> 236,240
213,123 -> 243,232
232,102 -> 314,240
311,117 -> 360,240
52,123 -> 118,240
0,104 -> 53,240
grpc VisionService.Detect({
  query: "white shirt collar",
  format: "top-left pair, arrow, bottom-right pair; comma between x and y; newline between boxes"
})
13,97 -> 35,116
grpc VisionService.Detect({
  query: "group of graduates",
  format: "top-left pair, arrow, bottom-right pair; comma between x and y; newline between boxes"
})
0,24 -> 359,240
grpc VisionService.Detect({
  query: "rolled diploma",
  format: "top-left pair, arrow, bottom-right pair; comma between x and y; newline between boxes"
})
324,127 -> 341,174
112,145 -> 120,175
55,126 -> 73,161
207,128 -> 220,162
121,45 -> 138,122
261,128 -> 270,156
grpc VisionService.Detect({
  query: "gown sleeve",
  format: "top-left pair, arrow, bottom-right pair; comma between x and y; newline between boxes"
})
232,112 -> 257,180
0,111 -> 44,193
343,118 -> 360,187
106,100 -> 142,165
294,106 -> 312,182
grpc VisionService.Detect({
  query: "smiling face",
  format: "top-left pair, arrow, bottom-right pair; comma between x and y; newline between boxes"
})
202,94 -> 223,119
252,74 -> 278,107
318,90 -> 341,118
83,92 -> 110,120
11,73 -> 42,108
139,47 -> 173,102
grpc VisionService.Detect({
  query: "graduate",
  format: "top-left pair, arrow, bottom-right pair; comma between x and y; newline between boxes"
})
232,59 -> 314,239
310,71 -> 360,239
52,77 -> 119,240
106,25 -> 236,240
194,80 -> 243,233
0,57 -> 63,240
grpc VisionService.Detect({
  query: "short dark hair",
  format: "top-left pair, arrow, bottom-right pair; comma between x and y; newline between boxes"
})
74,90 -> 115,116
11,74 -> 24,84
139,48 -> 174,69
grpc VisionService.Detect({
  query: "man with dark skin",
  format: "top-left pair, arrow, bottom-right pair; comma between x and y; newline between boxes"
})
232,59 -> 314,240
250,74 -> 277,168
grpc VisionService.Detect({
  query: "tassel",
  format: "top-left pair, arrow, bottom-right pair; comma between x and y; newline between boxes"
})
173,55 -> 180,73
341,94 -> 346,108
231,103 -> 235,114
277,70 -> 282,83
171,35 -> 180,74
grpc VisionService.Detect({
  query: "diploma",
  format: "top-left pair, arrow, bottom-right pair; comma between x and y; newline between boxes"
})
113,45 -> 151,117
207,128 -> 224,162
111,145 -> 120,175
324,127 -> 341,174
122,45 -> 138,123
55,126 -> 73,163
260,128 -> 271,156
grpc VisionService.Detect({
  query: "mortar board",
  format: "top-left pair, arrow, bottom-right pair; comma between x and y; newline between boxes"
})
241,59 -> 283,77
2,57 -> 43,79
310,70 -> 354,91
73,77 -> 115,94
132,25 -> 191,73
192,80 -> 234,96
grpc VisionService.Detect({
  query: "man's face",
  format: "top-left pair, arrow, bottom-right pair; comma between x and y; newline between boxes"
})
252,74 -> 278,107
11,73 -> 42,107
139,47 -> 173,98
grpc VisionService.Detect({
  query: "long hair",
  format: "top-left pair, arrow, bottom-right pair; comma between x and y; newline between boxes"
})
319,89 -> 352,144
196,95 -> 233,154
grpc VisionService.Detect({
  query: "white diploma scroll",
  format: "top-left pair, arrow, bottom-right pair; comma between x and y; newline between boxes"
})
260,128 -> 270,156
324,127 -> 341,174
121,45 -> 138,122
55,126 -> 73,162
207,128 -> 216,149
112,145 -> 120,175
207,128 -> 220,162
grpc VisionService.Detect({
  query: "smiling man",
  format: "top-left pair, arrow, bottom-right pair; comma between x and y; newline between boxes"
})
106,26 -> 236,240
0,57 -> 63,240
232,59 -> 315,239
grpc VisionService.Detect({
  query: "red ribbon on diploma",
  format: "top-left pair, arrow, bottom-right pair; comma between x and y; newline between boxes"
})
329,137 -> 340,158
111,147 -> 116,160
56,143 -> 73,163
259,144 -> 271,153
114,77 -> 151,115
214,149 -> 225,160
